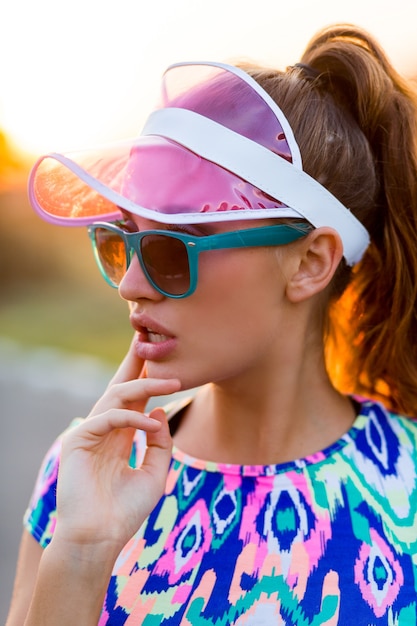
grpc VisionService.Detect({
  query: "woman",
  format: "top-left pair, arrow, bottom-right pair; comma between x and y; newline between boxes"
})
7,24 -> 417,625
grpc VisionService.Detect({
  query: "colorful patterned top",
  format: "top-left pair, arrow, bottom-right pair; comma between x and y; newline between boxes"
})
24,398 -> 417,625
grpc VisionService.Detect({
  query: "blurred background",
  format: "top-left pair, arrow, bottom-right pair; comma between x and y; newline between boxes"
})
1,0 -> 417,620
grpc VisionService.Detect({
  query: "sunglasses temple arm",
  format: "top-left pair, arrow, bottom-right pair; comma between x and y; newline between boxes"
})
196,224 -> 311,252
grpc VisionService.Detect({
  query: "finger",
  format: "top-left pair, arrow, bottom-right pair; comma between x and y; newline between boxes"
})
140,362 -> 148,379
109,377 -> 181,405
90,377 -> 181,417
69,408 -> 164,443
108,334 -> 144,386
141,407 -> 173,479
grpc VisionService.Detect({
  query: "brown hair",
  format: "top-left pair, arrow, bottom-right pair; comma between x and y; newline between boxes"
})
244,24 -> 417,416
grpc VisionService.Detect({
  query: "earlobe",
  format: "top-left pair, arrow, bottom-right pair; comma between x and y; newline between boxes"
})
285,228 -> 344,303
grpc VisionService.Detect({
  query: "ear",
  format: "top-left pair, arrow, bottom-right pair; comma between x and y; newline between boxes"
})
285,227 -> 344,303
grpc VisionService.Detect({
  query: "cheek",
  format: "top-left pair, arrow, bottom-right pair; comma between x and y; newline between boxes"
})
189,249 -> 285,341
206,247 -> 285,300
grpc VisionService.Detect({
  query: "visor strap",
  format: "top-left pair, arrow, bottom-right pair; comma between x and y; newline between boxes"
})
141,108 -> 370,265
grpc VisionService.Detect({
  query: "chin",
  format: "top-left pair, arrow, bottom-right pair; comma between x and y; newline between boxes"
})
145,361 -> 207,393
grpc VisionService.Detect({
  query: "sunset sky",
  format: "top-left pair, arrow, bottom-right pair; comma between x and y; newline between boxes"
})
1,0 -> 416,155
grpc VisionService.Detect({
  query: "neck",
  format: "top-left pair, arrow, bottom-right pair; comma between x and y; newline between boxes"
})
173,337 -> 356,466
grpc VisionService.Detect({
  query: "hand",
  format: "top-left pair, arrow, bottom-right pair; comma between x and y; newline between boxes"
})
53,335 -> 181,556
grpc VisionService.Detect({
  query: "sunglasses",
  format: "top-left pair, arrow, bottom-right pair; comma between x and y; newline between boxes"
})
87,221 -> 312,299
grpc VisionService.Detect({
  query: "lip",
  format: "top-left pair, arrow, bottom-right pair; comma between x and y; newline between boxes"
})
130,314 -> 178,361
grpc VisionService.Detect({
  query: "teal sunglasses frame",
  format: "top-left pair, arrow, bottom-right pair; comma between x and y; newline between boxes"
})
88,221 -> 312,299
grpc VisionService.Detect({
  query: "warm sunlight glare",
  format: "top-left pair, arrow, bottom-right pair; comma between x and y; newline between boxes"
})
1,0 -> 417,156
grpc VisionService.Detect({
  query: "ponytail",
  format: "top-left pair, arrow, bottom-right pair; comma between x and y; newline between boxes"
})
301,25 -> 417,415
247,24 -> 417,415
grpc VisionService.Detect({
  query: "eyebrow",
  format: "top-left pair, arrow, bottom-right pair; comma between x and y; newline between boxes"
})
119,209 -> 211,236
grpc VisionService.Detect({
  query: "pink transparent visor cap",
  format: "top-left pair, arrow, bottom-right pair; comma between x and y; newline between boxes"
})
28,62 -> 370,265
28,63 -> 302,226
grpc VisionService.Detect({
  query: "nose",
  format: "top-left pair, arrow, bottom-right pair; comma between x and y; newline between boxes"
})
118,252 -> 164,302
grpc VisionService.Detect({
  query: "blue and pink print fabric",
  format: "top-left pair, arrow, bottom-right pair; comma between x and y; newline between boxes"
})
25,399 -> 417,624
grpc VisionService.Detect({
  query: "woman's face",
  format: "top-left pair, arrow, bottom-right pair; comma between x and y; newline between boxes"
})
118,216 -> 296,391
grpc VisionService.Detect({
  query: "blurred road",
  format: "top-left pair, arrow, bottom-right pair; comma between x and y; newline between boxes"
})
0,338 -> 114,622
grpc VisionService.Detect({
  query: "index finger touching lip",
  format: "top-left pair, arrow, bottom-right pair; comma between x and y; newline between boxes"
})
109,334 -> 145,385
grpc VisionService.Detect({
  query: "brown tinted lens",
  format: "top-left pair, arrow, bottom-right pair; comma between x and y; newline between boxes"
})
95,228 -> 127,286
140,234 -> 190,295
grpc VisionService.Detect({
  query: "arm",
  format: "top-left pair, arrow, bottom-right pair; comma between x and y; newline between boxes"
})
6,531 -> 43,626
25,534 -> 123,625
11,336 -> 181,625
